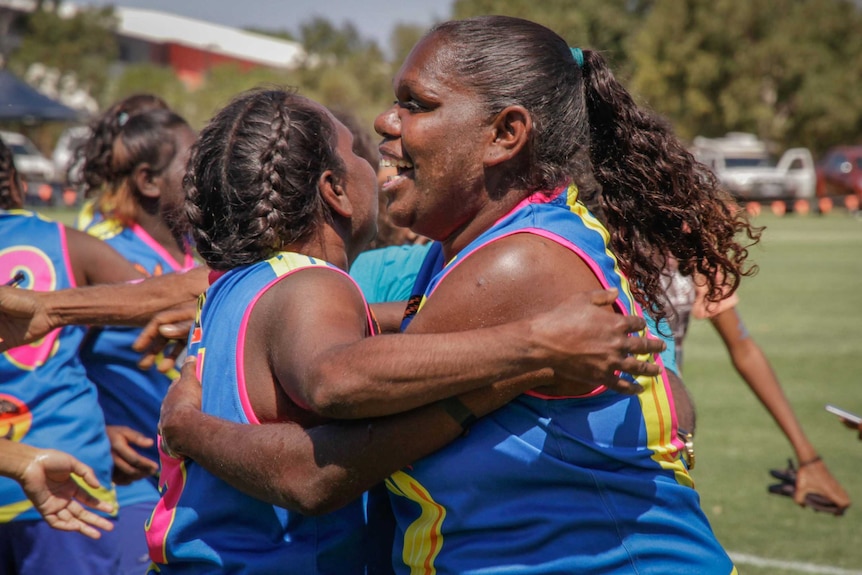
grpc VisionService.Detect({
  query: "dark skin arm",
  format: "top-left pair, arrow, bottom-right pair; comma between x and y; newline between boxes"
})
160,235 -> 665,514
710,307 -> 850,511
262,264 -> 658,420
369,301 -> 409,333
0,266 -> 209,352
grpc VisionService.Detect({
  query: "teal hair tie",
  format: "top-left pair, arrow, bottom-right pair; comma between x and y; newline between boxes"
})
570,47 -> 584,68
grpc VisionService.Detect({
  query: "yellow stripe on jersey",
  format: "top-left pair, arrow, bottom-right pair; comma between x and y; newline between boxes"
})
266,251 -> 325,277
567,185 -> 691,485
386,471 -> 446,575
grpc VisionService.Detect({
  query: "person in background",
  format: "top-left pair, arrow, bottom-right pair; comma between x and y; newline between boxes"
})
0,438 -> 115,540
0,130 -> 142,573
662,264 -> 851,514
76,107 -> 198,574
72,93 -> 170,230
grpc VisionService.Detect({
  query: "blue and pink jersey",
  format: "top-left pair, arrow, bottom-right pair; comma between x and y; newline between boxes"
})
146,252 -> 380,574
0,209 -> 116,522
390,185 -> 736,574
79,217 -> 196,505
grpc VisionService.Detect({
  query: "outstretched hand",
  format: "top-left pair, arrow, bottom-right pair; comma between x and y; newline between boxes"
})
18,448 -> 116,539
532,289 -> 665,394
159,357 -> 203,459
0,287 -> 53,352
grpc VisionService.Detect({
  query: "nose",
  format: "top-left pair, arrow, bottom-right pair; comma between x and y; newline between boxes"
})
374,104 -> 400,139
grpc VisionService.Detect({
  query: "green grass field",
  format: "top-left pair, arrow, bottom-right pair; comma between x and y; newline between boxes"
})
683,211 -> 862,573
35,206 -> 862,573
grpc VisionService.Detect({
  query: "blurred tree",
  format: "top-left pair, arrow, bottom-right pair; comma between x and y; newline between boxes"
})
628,0 -> 862,152
389,23 -> 427,66
8,3 -> 118,101
299,17 -> 374,60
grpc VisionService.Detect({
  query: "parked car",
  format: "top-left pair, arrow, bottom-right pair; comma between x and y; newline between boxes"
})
0,130 -> 55,182
816,146 -> 862,207
691,133 -> 816,213
51,125 -> 90,185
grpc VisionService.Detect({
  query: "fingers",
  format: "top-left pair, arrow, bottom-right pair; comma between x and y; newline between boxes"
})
160,321 -> 192,339
108,430 -> 159,478
69,459 -> 103,491
606,377 -> 644,395
587,288 -> 619,308
625,334 -> 666,356
50,503 -> 115,539
132,317 -> 163,353
157,340 -> 188,374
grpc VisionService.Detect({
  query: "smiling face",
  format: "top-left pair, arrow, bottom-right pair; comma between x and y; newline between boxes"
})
374,32 -> 495,244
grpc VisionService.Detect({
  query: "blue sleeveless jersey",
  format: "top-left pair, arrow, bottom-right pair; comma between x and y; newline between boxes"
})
0,209 -> 117,522
79,218 -> 196,505
391,186 -> 736,574
146,252 -> 379,574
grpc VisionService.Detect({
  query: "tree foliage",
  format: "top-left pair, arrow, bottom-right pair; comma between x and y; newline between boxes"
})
628,0 -> 862,152
452,0 -> 653,72
9,4 -> 118,98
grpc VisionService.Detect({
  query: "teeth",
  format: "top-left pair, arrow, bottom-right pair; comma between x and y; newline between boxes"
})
379,157 -> 413,169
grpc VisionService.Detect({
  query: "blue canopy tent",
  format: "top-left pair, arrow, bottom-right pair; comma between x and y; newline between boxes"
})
0,69 -> 81,123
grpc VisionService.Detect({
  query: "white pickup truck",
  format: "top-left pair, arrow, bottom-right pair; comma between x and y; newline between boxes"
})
691,132 -> 816,214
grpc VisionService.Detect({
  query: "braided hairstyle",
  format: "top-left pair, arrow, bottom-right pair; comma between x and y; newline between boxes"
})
100,108 -> 190,226
185,88 -> 345,270
75,94 -> 169,197
428,16 -> 760,318
0,138 -> 23,210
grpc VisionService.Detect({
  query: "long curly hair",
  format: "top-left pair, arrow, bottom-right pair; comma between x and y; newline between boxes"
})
184,88 -> 345,270
75,94 -> 169,197
429,16 -> 760,318
0,139 -> 23,210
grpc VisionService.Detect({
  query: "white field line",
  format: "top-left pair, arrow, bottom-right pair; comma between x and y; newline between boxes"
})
729,551 -> 862,575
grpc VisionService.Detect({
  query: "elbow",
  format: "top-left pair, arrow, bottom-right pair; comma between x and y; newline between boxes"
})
270,475 -> 348,516
303,363 -> 365,419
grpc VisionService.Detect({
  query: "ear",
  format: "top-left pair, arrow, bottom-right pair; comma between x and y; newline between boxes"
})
132,164 -> 160,199
318,169 -> 352,219
484,105 -> 531,167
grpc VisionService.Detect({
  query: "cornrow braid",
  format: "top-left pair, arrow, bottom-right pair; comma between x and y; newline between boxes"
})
185,88 -> 344,270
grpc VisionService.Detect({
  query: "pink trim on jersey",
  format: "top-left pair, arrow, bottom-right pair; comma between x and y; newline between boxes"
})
131,223 -> 194,272
502,185 -> 566,220
56,223 -> 77,288
235,264 -> 375,424
425,225 -> 649,400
